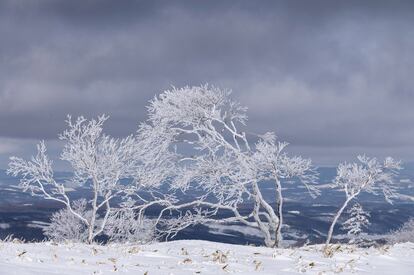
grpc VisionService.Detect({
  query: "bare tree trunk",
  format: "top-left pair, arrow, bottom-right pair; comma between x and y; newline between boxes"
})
325,197 -> 353,249
275,178 -> 283,247
252,188 -> 273,247
88,178 -> 99,244
93,198 -> 111,239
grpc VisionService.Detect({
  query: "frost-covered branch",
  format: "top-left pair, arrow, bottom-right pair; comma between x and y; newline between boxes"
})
143,85 -> 318,247
8,115 -> 144,243
325,156 -> 402,251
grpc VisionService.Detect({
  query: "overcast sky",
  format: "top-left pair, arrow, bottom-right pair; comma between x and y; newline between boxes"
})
1,0 -> 414,169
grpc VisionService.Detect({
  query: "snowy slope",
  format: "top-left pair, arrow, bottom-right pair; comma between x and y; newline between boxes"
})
0,240 -> 413,274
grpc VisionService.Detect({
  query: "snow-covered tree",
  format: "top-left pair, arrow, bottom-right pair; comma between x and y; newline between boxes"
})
253,133 -> 319,246
143,85 -> 318,247
325,155 -> 402,251
7,113 -> 208,244
8,115 -> 141,243
342,203 -> 370,244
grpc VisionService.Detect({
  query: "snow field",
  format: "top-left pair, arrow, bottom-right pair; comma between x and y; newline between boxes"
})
0,240 -> 413,274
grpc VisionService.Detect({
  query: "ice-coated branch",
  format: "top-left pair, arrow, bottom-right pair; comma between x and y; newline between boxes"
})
8,142 -> 90,226
8,115 -> 145,243
325,155 -> 402,251
142,85 -> 318,247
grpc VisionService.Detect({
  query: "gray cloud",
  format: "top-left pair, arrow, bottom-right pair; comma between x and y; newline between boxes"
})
0,0 -> 414,166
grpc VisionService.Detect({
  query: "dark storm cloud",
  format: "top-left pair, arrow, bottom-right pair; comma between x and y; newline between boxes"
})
1,0 -> 414,166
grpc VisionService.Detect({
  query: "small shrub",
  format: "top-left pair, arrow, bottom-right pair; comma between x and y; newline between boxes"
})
44,199 -> 90,242
387,218 -> 414,244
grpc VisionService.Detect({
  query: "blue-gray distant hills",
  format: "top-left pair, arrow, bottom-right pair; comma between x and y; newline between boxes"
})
1,166 -> 413,245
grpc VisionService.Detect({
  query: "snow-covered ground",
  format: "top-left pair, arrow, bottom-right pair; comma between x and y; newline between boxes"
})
0,240 -> 413,274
